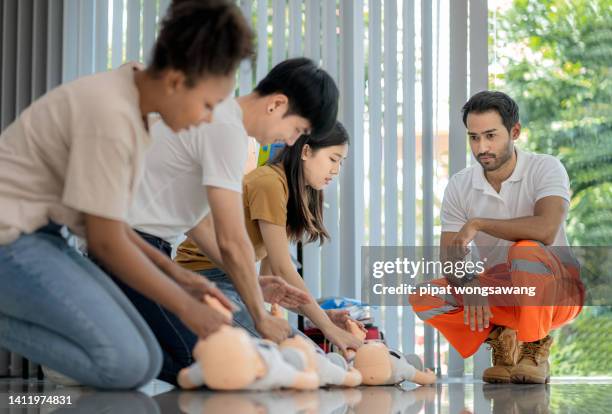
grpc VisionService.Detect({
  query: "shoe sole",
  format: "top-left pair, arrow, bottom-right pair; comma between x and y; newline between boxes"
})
510,374 -> 550,384
482,375 -> 511,384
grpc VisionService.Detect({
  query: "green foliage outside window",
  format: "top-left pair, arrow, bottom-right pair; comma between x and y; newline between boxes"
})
496,0 -> 612,376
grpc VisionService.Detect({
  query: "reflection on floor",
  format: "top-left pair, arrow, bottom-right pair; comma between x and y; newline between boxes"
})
1,378 -> 611,413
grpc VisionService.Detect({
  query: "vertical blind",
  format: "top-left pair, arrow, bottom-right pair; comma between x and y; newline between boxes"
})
243,0 -> 488,375
0,0 -> 489,379
1,0 -> 63,377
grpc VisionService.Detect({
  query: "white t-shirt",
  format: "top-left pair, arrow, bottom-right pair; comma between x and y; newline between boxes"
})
0,62 -> 151,245
441,148 -> 571,265
128,97 -> 248,244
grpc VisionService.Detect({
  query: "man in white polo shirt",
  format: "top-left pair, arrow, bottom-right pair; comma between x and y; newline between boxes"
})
410,91 -> 584,385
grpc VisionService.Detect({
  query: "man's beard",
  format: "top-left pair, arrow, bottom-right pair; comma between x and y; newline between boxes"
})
477,142 -> 513,172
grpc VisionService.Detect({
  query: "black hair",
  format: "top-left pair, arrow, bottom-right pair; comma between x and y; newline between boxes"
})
149,0 -> 254,86
271,121 -> 350,244
461,90 -> 520,133
254,58 -> 339,138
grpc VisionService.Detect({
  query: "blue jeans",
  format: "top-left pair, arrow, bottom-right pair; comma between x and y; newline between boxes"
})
200,268 -> 261,337
0,224 -> 162,389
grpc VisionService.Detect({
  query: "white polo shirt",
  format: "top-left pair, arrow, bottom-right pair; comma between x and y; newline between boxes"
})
441,148 -> 571,265
127,97 -> 248,244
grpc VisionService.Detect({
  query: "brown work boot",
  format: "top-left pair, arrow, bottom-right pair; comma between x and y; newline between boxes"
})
482,326 -> 519,384
510,335 -> 553,384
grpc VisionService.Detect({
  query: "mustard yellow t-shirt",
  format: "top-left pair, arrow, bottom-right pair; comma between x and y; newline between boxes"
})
175,164 -> 288,271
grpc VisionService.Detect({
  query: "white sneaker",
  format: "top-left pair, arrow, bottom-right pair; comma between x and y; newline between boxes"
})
42,366 -> 82,387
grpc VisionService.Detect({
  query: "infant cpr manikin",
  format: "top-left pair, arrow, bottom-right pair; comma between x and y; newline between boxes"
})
280,336 -> 362,388
353,341 -> 423,385
274,304 -> 362,388
178,297 -> 318,391
178,297 -> 430,390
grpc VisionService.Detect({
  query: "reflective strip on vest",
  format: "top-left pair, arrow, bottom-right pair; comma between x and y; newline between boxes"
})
510,259 -> 552,275
415,304 -> 459,321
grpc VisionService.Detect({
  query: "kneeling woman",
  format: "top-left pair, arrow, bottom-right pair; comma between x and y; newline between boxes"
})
176,122 -> 363,354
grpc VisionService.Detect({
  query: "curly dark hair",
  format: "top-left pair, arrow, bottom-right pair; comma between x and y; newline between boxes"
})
149,0 -> 254,86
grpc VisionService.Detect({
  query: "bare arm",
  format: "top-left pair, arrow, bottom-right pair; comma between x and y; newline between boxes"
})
124,225 -> 234,310
264,256 -> 353,325
439,231 -> 466,288
259,256 -> 272,276
441,231 -> 491,333
85,215 -> 231,337
453,196 -> 568,247
259,221 -> 363,353
88,218 -> 191,316
125,225 -> 177,273
186,214 -> 225,270
259,221 -> 329,325
188,217 -> 309,308
207,187 -> 290,343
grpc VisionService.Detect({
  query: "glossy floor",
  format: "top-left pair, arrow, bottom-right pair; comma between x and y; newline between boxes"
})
1,377 -> 610,413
